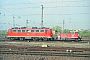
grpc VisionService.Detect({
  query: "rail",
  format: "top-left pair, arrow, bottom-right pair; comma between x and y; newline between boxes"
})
0,50 -> 90,57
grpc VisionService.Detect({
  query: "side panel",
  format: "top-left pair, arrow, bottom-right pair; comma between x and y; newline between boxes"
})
44,29 -> 52,38
58,33 -> 71,38
58,31 -> 79,40
70,32 -> 78,38
7,28 -> 53,39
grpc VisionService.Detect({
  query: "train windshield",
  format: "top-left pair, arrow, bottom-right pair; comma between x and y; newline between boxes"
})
71,31 -> 74,35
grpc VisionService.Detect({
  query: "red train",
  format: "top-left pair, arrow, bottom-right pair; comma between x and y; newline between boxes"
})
7,27 -> 81,41
57,30 -> 81,40
7,27 -> 54,41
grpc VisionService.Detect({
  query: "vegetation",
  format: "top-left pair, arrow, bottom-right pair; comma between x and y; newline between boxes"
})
52,26 -> 62,37
63,29 -> 70,33
52,26 -> 90,37
78,30 -> 90,37
52,26 -> 62,32
0,30 -> 7,36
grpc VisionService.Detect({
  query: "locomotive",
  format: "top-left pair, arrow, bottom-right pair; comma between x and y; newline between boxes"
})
7,27 -> 54,41
57,30 -> 81,40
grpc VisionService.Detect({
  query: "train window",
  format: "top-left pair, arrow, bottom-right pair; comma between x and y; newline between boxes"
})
18,30 -> 21,32
28,30 -> 31,32
26,30 -> 29,32
72,32 -> 74,35
22,30 -> 25,32
13,30 -> 17,32
40,30 -> 44,32
36,30 -> 39,32
10,30 -> 12,32
31,30 -> 34,32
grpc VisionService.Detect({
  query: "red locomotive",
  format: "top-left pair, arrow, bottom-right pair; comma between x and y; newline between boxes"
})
57,30 -> 81,40
7,27 -> 54,41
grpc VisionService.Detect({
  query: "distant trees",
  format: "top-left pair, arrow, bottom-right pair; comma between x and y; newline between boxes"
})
63,29 -> 70,33
52,26 -> 62,37
52,26 -> 62,32
79,30 -> 90,37
52,26 -> 70,37
52,26 -> 90,37
0,30 -> 7,36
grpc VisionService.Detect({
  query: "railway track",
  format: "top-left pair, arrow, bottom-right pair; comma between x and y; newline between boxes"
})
0,36 -> 90,43
0,38 -> 90,43
0,45 -> 90,57
0,50 -> 90,57
0,45 -> 90,51
0,40 -> 90,57
0,39 -> 90,49
0,36 -> 90,42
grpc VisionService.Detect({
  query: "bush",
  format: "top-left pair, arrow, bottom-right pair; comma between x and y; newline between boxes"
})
78,30 -> 90,37
0,30 -> 7,36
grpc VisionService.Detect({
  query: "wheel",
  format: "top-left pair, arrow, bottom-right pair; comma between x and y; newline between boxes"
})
48,38 -> 51,41
78,36 -> 82,41
52,37 -> 54,41
19,37 -> 24,41
10,38 -> 14,40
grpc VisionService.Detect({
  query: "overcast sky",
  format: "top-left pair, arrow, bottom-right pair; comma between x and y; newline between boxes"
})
0,0 -> 90,30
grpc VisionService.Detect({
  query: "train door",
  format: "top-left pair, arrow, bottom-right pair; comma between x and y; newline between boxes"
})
7,29 -> 12,36
45,29 -> 48,37
71,31 -> 74,37
45,29 -> 52,36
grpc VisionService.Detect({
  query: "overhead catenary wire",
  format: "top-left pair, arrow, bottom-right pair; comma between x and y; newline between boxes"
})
1,5 -> 89,9
0,6 -> 21,17
0,0 -> 86,5
0,13 -> 90,17
0,6 -> 14,15
0,0 -> 90,30
0,5 -> 90,15
0,0 -> 89,16
0,0 -> 88,5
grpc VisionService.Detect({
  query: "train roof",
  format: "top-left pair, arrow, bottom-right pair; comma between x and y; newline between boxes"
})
9,27 -> 51,30
70,30 -> 78,32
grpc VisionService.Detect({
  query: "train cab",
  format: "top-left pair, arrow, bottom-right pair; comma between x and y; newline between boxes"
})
57,30 -> 81,40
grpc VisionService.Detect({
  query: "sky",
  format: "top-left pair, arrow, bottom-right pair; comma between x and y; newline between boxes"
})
0,0 -> 90,30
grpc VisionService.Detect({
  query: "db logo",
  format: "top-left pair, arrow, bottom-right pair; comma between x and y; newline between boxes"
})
27,34 -> 29,35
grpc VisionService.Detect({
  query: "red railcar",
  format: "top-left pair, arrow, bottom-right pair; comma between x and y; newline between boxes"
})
7,27 -> 53,41
57,30 -> 81,40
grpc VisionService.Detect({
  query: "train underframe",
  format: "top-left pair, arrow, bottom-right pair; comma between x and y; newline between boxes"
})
57,36 -> 81,41
7,36 -> 54,41
7,36 -> 81,41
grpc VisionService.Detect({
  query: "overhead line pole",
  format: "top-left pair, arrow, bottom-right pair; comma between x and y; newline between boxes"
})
62,2 -> 64,33
62,20 -> 64,33
13,15 -> 15,27
41,5 -> 43,28
26,20 -> 28,27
